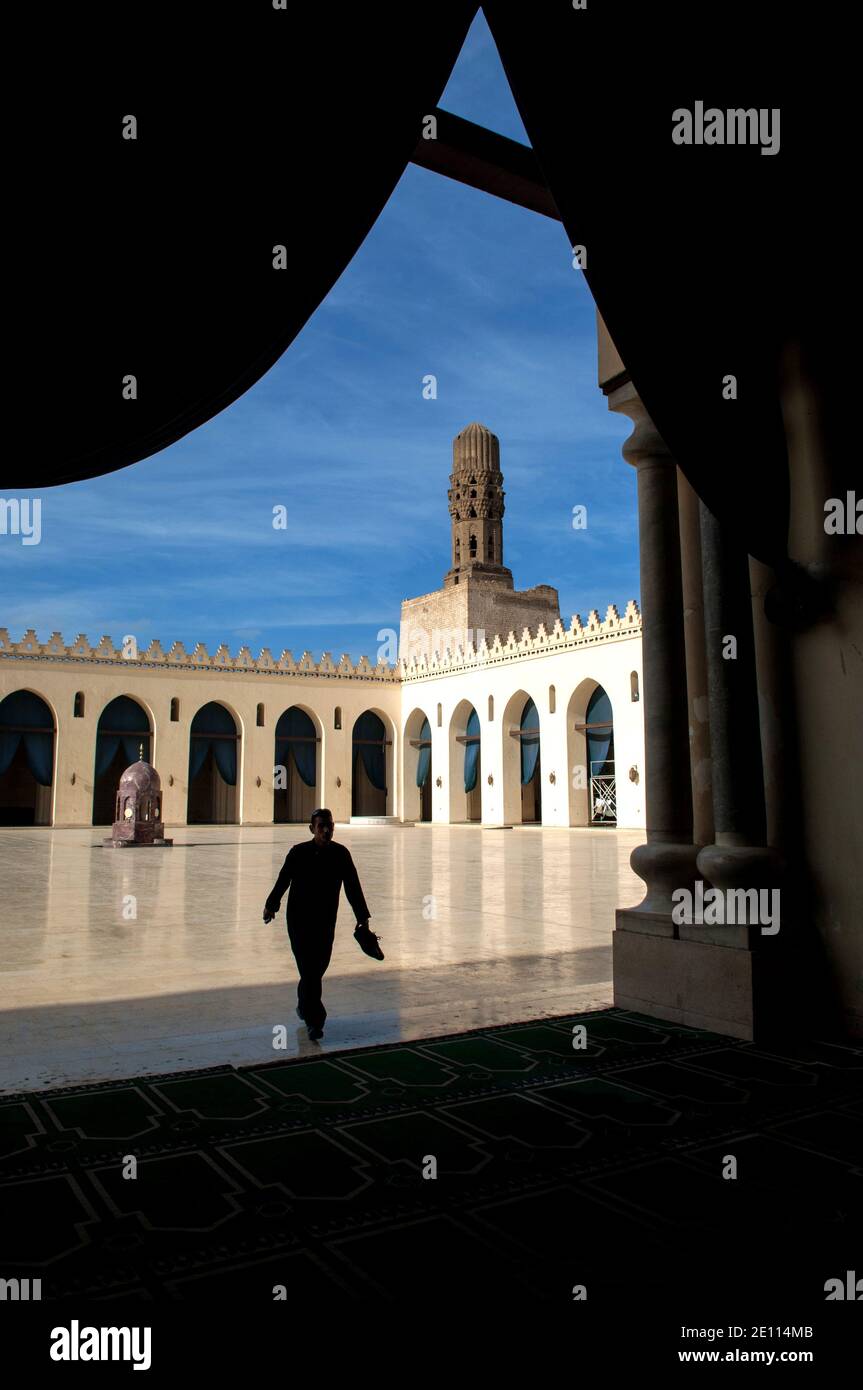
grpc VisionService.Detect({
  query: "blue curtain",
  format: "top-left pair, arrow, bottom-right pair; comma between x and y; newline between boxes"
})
275,706 -> 316,788
520,698 -> 540,785
188,738 -> 210,783
586,686 -> 614,775
189,702 -> 238,786
464,708 -> 480,792
0,691 -> 55,784
353,710 -> 386,791
96,696 -> 150,774
416,718 -> 431,788
0,729 -> 20,778
213,740 -> 237,785
95,736 -> 122,778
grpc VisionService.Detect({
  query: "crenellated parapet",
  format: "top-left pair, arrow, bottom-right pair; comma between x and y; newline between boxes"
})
0,629 -> 399,683
0,601 -> 641,685
399,600 -> 641,680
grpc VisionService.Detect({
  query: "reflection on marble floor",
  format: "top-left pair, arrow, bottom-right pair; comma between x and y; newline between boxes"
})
0,823 -> 644,1093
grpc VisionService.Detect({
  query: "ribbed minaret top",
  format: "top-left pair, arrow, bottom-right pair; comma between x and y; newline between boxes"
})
452,422 -> 500,471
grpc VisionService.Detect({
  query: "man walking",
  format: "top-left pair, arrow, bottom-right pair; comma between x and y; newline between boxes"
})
263,808 -> 383,1041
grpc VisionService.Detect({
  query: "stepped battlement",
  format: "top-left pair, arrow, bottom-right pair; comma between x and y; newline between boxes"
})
0,601 -> 642,684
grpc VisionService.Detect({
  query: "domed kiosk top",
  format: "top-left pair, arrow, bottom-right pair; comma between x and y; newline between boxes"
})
118,760 -> 161,794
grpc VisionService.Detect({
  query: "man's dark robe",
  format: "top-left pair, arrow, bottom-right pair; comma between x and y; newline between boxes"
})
265,840 -> 371,1031
265,840 -> 370,928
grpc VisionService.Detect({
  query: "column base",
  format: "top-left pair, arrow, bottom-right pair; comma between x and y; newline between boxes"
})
627,840 -> 702,930
613,914 -> 810,1041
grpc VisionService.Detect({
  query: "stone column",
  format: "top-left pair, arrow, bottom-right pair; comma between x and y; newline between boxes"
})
677,469 -> 714,847
694,502 -> 784,953
608,380 -> 699,926
748,556 -> 799,857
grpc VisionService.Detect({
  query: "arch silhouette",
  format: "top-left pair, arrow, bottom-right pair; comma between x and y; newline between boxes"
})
188,700 -> 241,824
274,704 -> 322,822
92,695 -> 153,825
501,688 -> 541,825
351,707 -> 395,818
403,706 -> 433,823
0,689 -> 56,826
448,699 -> 482,823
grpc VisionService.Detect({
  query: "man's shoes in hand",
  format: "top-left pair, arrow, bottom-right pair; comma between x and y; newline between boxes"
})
307,1025 -> 324,1041
354,923 -> 384,960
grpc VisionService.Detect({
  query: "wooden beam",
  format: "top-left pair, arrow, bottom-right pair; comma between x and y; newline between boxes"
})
410,108 -> 561,222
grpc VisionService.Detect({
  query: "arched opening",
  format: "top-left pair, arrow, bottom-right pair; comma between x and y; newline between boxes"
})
449,700 -> 481,823
92,696 -> 152,825
351,709 -> 393,817
187,702 -> 240,824
418,717 -> 432,821
403,707 -> 432,823
566,680 -> 616,826
170,697 -> 180,721
630,670 -> 640,702
73,691 -> 85,718
519,697 -> 542,823
548,684 -> 556,714
0,690 -> 55,825
502,690 -> 541,825
585,685 -> 616,824
334,706 -> 342,730
256,703 -> 265,727
274,705 -> 320,822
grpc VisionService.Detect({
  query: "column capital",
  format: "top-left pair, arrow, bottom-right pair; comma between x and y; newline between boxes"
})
607,381 -> 673,471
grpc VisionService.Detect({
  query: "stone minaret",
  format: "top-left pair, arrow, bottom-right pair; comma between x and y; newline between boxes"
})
400,421 -> 560,661
443,422 -> 514,589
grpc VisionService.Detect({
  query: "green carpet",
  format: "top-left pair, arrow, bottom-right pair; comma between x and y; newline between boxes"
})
1,1009 -> 860,1302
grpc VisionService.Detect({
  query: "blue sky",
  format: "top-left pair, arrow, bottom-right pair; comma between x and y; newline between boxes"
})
3,13 -> 638,665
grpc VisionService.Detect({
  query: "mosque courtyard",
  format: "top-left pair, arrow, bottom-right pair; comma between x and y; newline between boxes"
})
0,823 -> 643,1094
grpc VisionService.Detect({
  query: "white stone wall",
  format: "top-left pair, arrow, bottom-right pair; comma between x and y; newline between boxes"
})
401,628 -> 644,828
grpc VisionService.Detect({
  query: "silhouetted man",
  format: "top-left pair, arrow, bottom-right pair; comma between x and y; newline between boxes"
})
263,808 -> 383,1041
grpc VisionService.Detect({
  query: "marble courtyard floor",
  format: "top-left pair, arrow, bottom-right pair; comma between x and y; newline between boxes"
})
0,823 -> 644,1094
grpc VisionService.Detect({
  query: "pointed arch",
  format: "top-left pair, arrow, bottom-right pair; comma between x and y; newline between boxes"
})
566,679 -> 616,825
501,689 -> 542,825
0,689 -> 56,825
403,706 -> 432,823
274,704 -> 321,822
187,700 -> 241,824
351,707 -> 395,818
93,695 -> 153,825
448,699 -> 482,823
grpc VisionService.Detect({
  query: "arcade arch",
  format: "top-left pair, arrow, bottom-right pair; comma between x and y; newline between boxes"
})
566,679 -> 616,826
502,688 -> 542,825
187,701 -> 241,824
403,706 -> 433,823
274,704 -> 321,822
93,695 -> 153,825
351,708 -> 394,817
0,689 -> 56,825
448,699 -> 482,823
